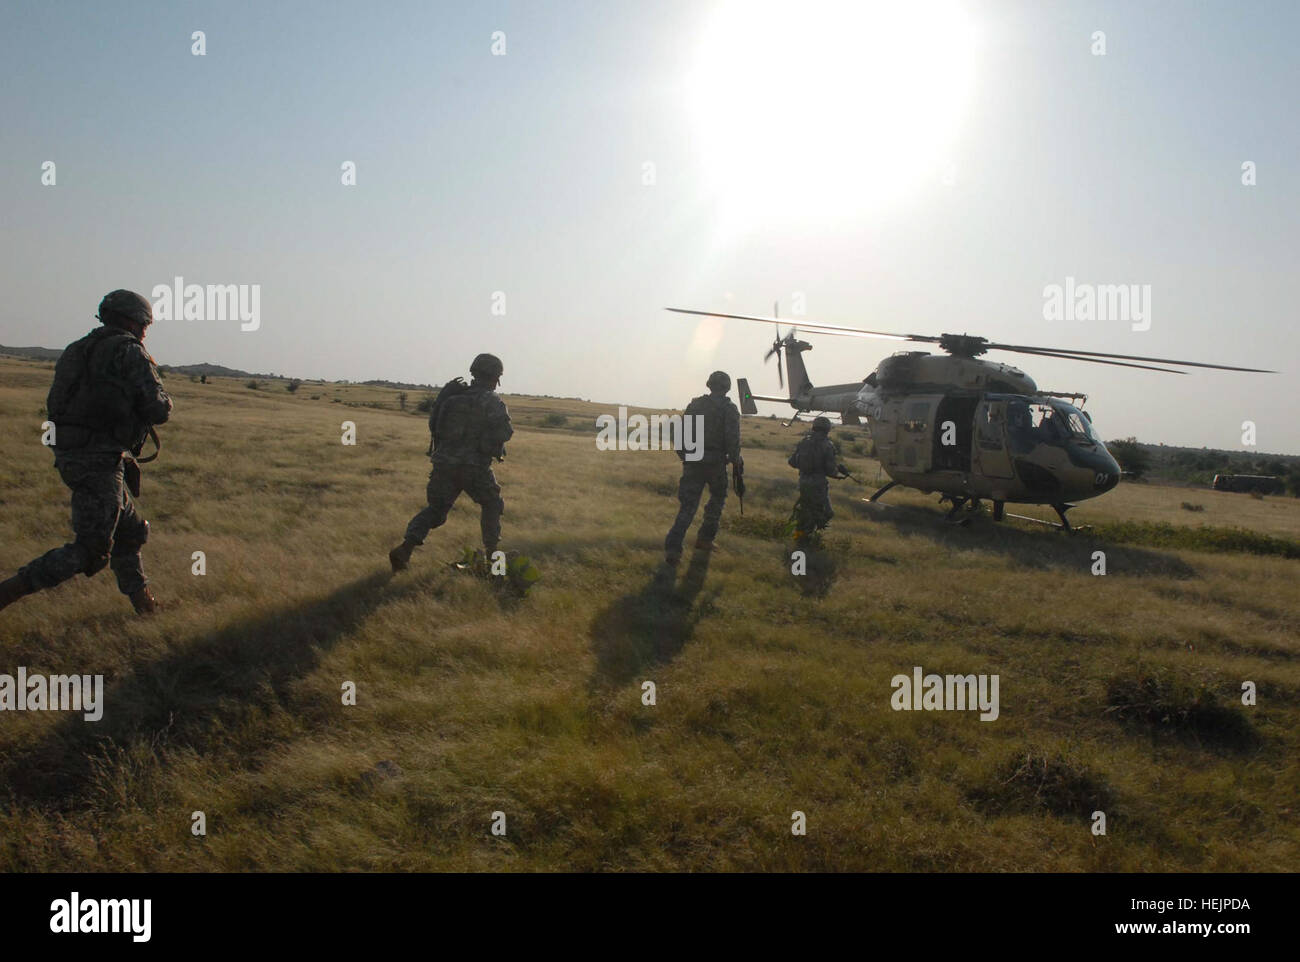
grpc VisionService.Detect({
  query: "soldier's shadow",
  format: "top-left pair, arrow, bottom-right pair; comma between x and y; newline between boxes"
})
588,551 -> 717,689
0,570 -> 420,812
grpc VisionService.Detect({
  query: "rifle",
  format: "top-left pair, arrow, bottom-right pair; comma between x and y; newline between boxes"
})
732,459 -> 746,514
836,464 -> 864,485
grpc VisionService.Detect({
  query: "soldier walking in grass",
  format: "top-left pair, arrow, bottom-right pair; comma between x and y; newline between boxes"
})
389,353 -> 513,571
664,370 -> 742,566
0,290 -> 172,615
788,415 -> 850,540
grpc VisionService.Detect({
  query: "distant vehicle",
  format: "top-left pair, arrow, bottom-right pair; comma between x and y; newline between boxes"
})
669,306 -> 1273,530
1213,474 -> 1284,494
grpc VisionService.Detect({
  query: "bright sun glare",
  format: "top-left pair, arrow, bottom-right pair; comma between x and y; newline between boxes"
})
687,0 -> 978,227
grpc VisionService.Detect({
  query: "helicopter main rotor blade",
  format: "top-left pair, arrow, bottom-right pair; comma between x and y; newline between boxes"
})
666,307 -> 1274,372
999,347 -> 1187,374
666,307 -> 919,343
983,341 -> 1275,373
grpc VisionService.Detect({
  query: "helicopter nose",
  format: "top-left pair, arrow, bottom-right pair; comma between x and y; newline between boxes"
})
1095,451 -> 1121,492
1070,444 -> 1121,497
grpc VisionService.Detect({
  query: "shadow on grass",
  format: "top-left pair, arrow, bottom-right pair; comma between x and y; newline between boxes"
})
1105,670 -> 1261,753
0,570 -> 422,812
782,538 -> 839,598
588,550 -> 717,688
855,501 -> 1198,579
966,747 -> 1117,821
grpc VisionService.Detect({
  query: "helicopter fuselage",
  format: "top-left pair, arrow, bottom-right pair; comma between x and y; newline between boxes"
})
860,388 -> 1121,506
754,350 -> 1122,509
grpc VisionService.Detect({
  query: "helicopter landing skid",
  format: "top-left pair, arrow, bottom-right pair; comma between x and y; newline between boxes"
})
866,480 -> 897,502
1002,503 -> 1089,533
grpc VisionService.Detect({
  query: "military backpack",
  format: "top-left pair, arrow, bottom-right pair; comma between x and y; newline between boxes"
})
426,377 -> 473,455
47,328 -> 142,451
683,393 -> 728,463
789,435 -> 830,474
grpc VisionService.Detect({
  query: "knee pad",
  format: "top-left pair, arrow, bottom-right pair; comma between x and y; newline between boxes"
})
112,518 -> 149,556
75,535 -> 111,576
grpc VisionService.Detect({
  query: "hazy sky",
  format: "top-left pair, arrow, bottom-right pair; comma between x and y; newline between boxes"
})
3,0 -> 1296,452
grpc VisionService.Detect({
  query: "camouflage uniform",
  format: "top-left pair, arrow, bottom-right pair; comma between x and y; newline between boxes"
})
404,381 -> 513,552
664,391 -> 742,556
19,326 -> 172,597
789,432 -> 838,532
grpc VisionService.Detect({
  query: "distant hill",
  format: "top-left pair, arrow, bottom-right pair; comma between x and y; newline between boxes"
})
0,345 -> 276,381
361,378 -> 437,393
0,345 -> 61,362
1,346 -> 447,391
162,362 -> 263,379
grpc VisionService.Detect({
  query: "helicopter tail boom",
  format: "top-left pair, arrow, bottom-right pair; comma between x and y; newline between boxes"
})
737,378 -> 793,413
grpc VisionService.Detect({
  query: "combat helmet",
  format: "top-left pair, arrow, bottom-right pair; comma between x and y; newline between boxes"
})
811,416 -> 832,433
470,353 -> 504,380
706,370 -> 731,393
96,290 -> 153,328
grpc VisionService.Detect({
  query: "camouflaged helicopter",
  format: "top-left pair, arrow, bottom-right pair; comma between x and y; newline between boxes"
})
667,307 -> 1273,530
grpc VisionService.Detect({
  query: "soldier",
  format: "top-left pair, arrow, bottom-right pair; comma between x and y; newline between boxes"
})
0,290 -> 173,614
664,371 -> 742,566
389,353 -> 513,571
788,416 -> 849,538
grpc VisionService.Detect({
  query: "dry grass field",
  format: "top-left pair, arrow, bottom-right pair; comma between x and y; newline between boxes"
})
1,354 -> 1297,871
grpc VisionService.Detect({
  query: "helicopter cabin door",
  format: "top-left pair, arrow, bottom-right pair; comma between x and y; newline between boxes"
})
974,398 -> 1014,479
898,397 -> 937,473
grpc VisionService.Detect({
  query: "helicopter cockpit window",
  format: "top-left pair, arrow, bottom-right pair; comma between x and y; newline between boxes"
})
1040,407 -> 1069,441
1048,401 -> 1102,443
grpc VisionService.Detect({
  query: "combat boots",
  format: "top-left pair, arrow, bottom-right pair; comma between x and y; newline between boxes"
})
0,573 -> 36,612
389,540 -> 416,572
129,586 -> 160,615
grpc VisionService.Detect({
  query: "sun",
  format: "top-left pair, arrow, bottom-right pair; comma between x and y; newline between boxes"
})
686,0 -> 979,227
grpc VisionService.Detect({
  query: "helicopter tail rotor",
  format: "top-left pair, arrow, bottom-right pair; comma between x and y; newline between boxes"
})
764,331 -> 786,389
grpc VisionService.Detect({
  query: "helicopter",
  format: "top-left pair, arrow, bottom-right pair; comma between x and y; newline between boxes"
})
667,307 -> 1273,530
